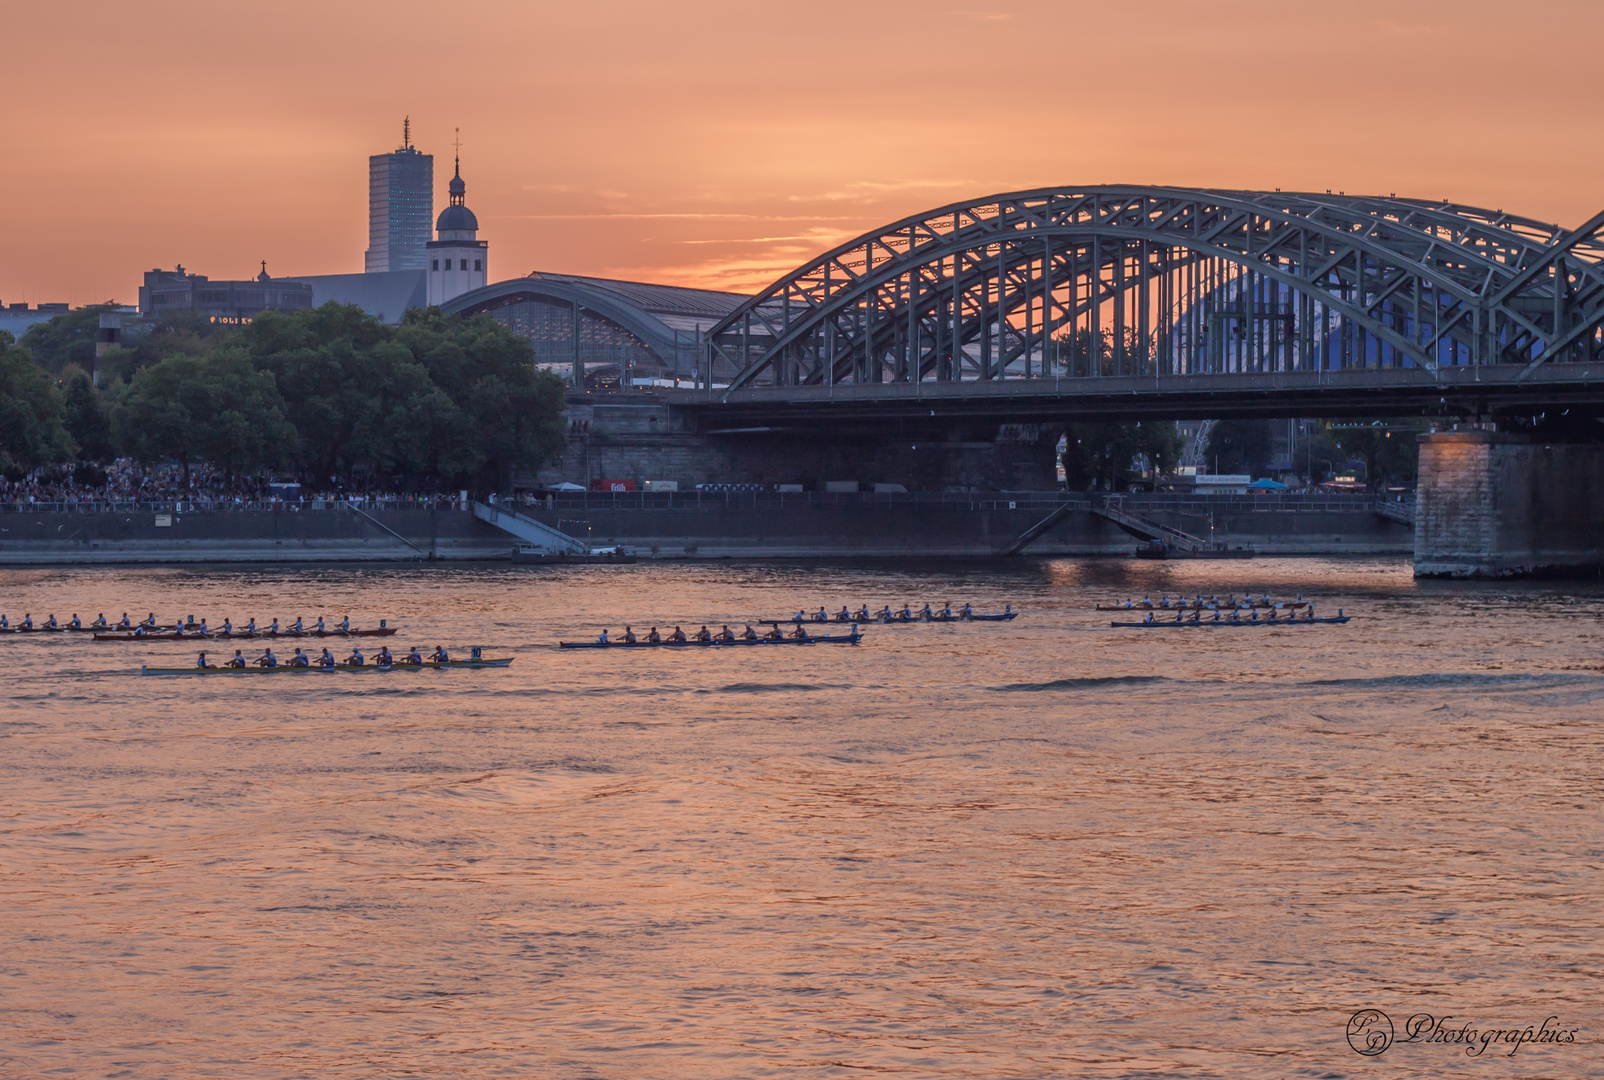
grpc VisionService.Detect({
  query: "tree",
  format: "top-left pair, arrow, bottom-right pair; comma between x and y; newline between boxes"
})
19,304 -> 120,375
1204,419 -> 1275,477
58,365 -> 113,462
0,332 -> 72,476
111,352 -> 293,488
1061,421 -> 1183,490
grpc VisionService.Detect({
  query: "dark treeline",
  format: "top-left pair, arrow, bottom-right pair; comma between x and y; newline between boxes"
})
2,303 -> 567,494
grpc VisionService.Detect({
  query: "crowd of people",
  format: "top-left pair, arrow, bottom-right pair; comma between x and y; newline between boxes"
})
0,462 -> 474,509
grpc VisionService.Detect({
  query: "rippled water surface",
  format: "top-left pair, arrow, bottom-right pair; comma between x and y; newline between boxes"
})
2,558 -> 1601,1078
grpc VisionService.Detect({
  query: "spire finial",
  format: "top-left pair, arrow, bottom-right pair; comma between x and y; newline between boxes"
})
453,127 -> 461,177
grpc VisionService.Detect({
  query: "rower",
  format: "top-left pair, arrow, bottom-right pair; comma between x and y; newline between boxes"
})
141,613 -> 156,629
941,603 -> 953,619
256,648 -> 278,668
919,603 -> 933,620
0,614 -> 9,630
1122,599 -> 1133,609
173,622 -> 187,638
289,648 -> 310,667
855,606 -> 870,622
196,618 -> 209,636
1305,603 -> 1316,621
1210,610 -> 1222,623
338,615 -> 351,633
227,649 -> 247,668
289,616 -> 304,634
1141,595 -> 1152,608
1228,610 -> 1241,624
430,646 -> 449,663
314,616 -> 325,633
92,614 -> 107,628
878,605 -> 893,622
1142,611 -> 1155,625
220,618 -> 233,635
597,629 -> 610,644
836,606 -> 851,622
318,648 -> 337,669
405,646 -> 424,665
344,647 -> 364,667
374,646 -> 393,666
622,626 -> 638,644
1174,609 -> 1184,622
742,624 -> 759,641
1158,597 -> 1170,609
196,651 -> 213,669
670,626 -> 687,642
961,602 -> 974,620
1249,611 -> 1259,623
764,624 -> 784,641
68,614 -> 81,629
1188,609 -> 1201,623
718,624 -> 736,642
243,618 -> 257,635
117,613 -> 132,630
794,609 -> 807,623
813,607 -> 828,622
267,618 -> 280,635
899,605 -> 912,621
695,625 -> 713,642
647,627 -> 662,643
790,623 -> 810,640
44,614 -> 58,629
133,624 -> 149,637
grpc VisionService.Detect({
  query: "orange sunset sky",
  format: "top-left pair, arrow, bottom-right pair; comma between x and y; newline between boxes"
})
4,0 -> 1601,306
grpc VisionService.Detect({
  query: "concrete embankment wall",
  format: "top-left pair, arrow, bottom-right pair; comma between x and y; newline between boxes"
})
0,495 -> 1411,564
0,507 -> 511,564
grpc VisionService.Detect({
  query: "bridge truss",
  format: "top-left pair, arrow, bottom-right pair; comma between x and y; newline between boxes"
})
702,187 -> 1604,400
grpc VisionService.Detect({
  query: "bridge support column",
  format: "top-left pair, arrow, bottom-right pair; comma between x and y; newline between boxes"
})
1415,430 -> 1604,578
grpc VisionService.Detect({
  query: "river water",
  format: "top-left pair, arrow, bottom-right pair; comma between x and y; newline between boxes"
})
1,558 -> 1600,1078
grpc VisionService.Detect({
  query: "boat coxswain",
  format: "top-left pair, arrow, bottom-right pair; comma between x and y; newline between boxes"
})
647,627 -> 662,643
430,646 -> 449,663
289,648 -> 310,667
1142,612 -> 1156,625
256,648 -> 278,668
597,629 -> 610,644
622,626 -> 638,644
318,648 -> 337,669
718,625 -> 736,642
670,626 -> 687,642
196,651 -> 213,669
793,610 -> 807,623
227,650 -> 247,668
695,625 -> 713,642
344,647 -> 364,667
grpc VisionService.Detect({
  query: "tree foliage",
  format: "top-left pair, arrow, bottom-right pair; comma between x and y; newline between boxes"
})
1061,421 -> 1183,490
1204,419 -> 1276,477
0,332 -> 72,476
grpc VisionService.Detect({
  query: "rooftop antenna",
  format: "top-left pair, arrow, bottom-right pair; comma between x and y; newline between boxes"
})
403,116 -> 411,150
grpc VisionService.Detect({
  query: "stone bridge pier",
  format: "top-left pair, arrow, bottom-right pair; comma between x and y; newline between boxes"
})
1415,430 -> 1604,577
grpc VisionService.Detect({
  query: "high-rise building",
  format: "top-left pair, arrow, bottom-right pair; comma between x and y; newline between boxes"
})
364,119 -> 433,273
426,149 -> 488,306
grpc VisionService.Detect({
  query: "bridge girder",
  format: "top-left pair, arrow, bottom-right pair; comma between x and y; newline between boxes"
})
703,188 -> 1604,398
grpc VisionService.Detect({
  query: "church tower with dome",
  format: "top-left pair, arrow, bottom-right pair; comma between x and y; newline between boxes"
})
426,140 -> 488,306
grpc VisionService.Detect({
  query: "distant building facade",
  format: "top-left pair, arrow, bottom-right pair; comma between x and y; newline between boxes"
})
282,270 -> 426,325
138,265 -> 313,323
426,156 -> 487,306
365,120 -> 433,273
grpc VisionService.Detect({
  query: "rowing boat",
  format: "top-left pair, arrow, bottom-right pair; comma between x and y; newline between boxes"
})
1093,601 -> 1308,612
559,631 -> 863,649
94,627 -> 399,642
140,657 -> 512,675
1109,615 -> 1350,628
762,611 -> 1016,626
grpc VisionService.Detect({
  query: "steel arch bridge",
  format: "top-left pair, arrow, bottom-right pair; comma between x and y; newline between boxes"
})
699,187 -> 1604,415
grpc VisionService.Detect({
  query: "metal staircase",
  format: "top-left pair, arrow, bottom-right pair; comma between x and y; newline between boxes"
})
471,501 -> 589,553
